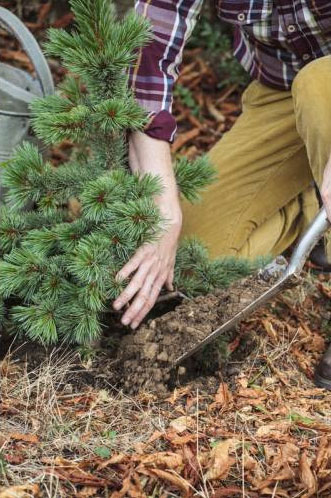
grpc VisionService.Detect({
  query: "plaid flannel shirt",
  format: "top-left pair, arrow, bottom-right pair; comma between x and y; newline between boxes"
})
128,0 -> 331,143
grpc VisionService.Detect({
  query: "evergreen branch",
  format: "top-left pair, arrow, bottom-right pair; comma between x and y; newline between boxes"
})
2,143 -> 52,209
45,3 -> 152,95
175,238 -> 264,297
91,132 -> 127,170
116,9 -> 152,58
30,94 -> 76,115
58,302 -> 102,344
0,248 -> 47,300
59,75 -> 87,104
0,207 -> 26,253
80,174 -> 127,222
174,155 -> 217,203
93,96 -> 147,133
47,161 -> 103,199
25,210 -> 69,228
77,282 -> 107,312
0,208 -> 68,255
22,227 -> 58,256
56,219 -> 94,252
110,198 -> 164,244
128,173 -> 164,200
32,105 -> 90,145
11,302 -> 58,345
69,0 -> 116,48
37,271 -> 74,302
68,233 -> 114,284
98,225 -> 136,262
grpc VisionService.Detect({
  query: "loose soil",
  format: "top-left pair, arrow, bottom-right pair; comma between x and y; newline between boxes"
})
2,273 -> 276,396
118,273 -> 276,394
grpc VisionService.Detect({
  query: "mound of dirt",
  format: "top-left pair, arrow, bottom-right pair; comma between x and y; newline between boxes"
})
118,273 -> 277,395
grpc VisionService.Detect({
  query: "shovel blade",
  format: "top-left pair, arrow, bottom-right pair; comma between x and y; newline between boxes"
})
173,271 -> 299,367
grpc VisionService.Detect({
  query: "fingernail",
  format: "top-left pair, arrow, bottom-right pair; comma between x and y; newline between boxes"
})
122,317 -> 130,326
131,322 -> 138,330
113,300 -> 121,310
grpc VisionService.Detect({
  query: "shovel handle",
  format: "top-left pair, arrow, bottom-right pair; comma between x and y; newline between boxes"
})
286,207 -> 330,277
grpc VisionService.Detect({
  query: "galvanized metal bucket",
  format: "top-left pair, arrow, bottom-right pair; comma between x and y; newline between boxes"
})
0,7 -> 54,201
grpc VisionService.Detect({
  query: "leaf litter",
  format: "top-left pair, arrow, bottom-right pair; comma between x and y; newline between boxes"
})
0,3 -> 331,496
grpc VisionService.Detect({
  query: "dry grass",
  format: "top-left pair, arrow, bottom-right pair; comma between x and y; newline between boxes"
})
0,348 -> 166,496
0,272 -> 330,497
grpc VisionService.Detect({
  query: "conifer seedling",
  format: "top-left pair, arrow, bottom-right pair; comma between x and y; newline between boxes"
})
0,0 -> 257,345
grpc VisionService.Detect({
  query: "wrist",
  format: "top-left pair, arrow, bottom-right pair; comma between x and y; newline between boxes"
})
156,191 -> 182,224
129,131 -> 172,173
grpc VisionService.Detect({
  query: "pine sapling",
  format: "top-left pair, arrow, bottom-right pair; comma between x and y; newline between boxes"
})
0,0 -> 258,346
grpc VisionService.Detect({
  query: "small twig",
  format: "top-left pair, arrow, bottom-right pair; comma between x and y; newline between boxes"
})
216,83 -> 238,105
242,436 -> 245,498
271,480 -> 279,498
156,290 -> 190,304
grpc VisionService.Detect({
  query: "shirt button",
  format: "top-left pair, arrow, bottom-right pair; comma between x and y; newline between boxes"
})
237,12 -> 246,22
287,24 -> 296,33
302,53 -> 310,61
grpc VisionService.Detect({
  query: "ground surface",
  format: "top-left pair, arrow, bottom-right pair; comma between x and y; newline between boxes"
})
0,2 -> 331,497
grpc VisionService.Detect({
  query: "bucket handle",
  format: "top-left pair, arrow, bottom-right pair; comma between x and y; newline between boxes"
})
0,7 -> 54,104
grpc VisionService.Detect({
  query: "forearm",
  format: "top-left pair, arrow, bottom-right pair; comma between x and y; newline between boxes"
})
129,130 -> 182,223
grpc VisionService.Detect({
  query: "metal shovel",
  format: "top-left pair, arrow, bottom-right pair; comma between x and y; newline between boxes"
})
174,207 -> 330,366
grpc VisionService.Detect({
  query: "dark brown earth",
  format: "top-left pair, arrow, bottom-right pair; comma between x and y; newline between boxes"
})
118,273 -> 277,395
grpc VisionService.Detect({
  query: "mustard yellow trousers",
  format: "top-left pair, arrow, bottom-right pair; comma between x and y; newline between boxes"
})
181,56 -> 331,259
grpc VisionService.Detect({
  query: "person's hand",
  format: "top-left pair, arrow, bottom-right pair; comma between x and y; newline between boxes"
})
113,210 -> 181,329
112,130 -> 182,329
321,154 -> 331,222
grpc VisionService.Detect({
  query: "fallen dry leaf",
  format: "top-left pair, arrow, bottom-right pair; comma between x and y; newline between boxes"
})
139,451 -> 183,469
166,432 -> 197,445
299,451 -> 318,498
97,452 -> 127,470
237,387 -> 266,399
262,319 -> 279,344
243,451 -> 257,471
308,333 -> 325,352
317,282 -> 331,299
315,435 -> 331,472
0,484 -> 40,498
139,467 -> 190,496
9,432 -> 39,444
204,438 -> 237,480
111,472 -> 144,498
37,2 -> 52,23
259,486 -> 289,497
213,382 -> 232,407
169,415 -> 194,433
279,442 -> 300,463
76,487 -> 99,497
256,420 -> 292,440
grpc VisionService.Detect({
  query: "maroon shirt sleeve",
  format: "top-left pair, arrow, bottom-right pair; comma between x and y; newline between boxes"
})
128,0 -> 203,143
